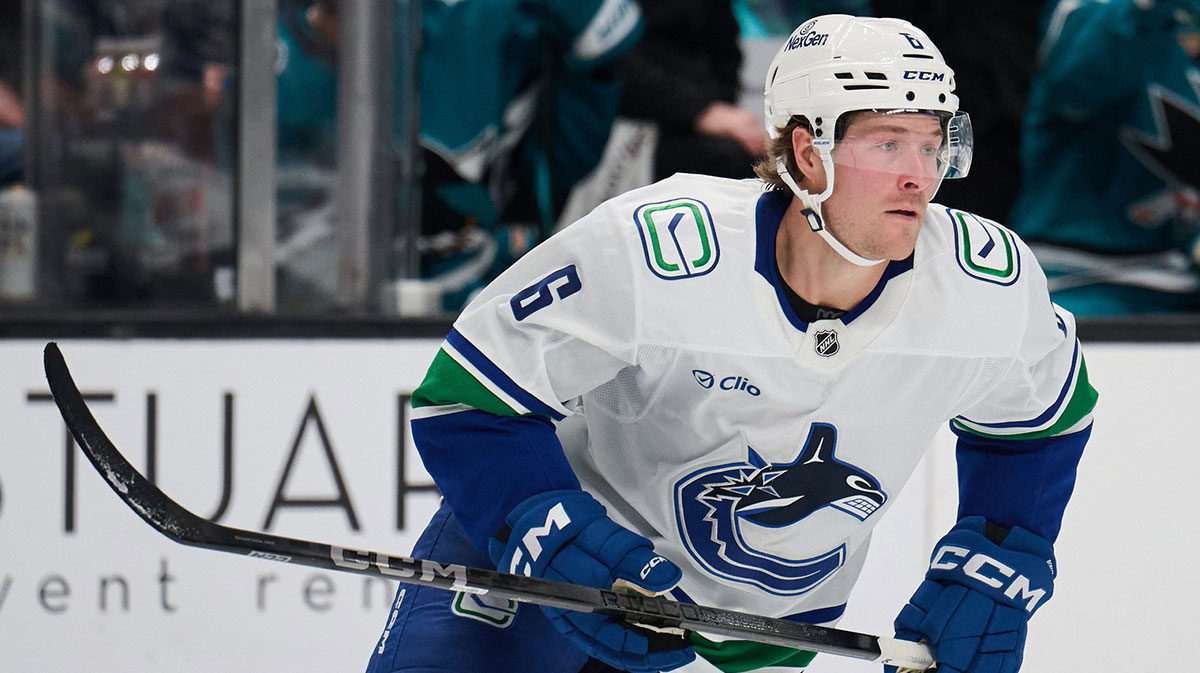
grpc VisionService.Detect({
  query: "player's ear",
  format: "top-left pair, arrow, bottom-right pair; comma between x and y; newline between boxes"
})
791,125 -> 824,191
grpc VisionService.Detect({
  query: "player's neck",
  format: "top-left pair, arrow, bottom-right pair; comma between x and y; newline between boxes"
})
776,203 -> 887,311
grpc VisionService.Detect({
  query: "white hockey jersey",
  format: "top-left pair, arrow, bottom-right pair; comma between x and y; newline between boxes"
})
413,173 -> 1096,625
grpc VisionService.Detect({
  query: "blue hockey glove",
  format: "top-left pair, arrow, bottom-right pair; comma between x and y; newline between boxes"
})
489,490 -> 695,673
888,516 -> 1056,673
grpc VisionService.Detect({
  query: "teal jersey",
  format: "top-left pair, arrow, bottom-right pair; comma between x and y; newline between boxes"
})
417,0 -> 643,309
1012,0 -> 1200,253
419,0 -> 642,184
275,12 -> 338,165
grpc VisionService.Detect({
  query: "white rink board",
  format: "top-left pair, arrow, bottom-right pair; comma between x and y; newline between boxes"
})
0,339 -> 1194,672
1017,343 -> 1200,673
0,339 -> 444,672
822,342 -> 1200,673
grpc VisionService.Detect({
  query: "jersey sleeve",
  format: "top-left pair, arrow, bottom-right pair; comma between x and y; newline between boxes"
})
445,198 -> 641,415
950,253 -> 1098,541
410,200 -> 641,549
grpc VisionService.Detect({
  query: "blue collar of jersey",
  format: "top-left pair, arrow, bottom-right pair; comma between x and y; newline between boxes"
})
754,189 -> 914,332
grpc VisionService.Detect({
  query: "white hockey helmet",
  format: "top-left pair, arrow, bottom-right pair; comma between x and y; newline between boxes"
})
764,15 -> 973,265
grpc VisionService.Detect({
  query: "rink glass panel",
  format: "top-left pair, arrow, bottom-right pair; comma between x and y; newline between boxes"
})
13,0 -> 416,316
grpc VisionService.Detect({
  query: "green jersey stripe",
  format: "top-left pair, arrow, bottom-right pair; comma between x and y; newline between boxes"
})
691,631 -> 818,672
953,355 -> 1098,441
411,348 -> 523,417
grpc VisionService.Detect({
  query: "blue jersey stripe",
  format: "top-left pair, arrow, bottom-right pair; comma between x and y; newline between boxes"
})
841,255 -> 914,324
446,329 -> 565,420
753,190 -> 913,329
753,191 -> 811,332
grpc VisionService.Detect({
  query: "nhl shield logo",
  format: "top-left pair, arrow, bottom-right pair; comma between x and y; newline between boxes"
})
814,330 -> 839,357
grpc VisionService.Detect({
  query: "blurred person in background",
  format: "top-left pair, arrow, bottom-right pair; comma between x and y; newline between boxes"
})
734,0 -> 871,35
274,0 -> 339,167
252,0 -> 343,311
556,1 -> 869,228
618,0 -> 766,183
0,84 -> 22,188
1,1 -> 24,187
420,0 -> 644,310
614,1 -> 873,185
263,0 -> 644,312
1009,0 -> 1200,315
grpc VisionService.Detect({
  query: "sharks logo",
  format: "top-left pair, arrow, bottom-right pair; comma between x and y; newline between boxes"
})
1122,80 -> 1200,193
674,423 -> 887,595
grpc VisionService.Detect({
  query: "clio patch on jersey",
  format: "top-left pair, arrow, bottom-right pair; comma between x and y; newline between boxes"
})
692,369 -> 762,396
633,198 -> 720,280
950,208 -> 1021,285
673,423 -> 887,595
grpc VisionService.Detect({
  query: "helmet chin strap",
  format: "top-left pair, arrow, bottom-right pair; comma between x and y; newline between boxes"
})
775,156 -> 886,268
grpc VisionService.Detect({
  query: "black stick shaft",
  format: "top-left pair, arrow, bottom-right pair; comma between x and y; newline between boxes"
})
41,342 -> 933,669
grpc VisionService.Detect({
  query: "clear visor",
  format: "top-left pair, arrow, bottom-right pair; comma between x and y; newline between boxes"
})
829,110 -> 973,181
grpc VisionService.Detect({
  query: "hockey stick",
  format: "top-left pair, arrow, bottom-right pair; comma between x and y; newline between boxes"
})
42,342 -> 934,671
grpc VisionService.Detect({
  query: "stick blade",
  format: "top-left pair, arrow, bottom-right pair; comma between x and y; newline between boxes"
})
42,341 -> 209,544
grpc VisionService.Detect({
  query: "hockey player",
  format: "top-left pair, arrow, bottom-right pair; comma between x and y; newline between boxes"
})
365,14 -> 1096,673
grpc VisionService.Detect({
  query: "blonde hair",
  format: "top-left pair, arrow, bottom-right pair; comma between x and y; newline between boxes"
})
753,116 -> 810,191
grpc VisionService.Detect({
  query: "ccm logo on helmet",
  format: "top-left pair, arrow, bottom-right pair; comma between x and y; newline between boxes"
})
931,544 -> 1049,612
903,70 -> 946,82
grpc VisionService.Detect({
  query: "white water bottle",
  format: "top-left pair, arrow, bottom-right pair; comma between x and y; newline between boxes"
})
0,185 -> 37,301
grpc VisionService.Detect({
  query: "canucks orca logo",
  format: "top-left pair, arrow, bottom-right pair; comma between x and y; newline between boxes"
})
674,423 -> 887,595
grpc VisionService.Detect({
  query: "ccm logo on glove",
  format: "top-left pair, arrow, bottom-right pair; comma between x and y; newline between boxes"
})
490,490 -> 695,673
641,555 -> 668,580
509,502 -> 571,576
930,544 -> 1049,612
